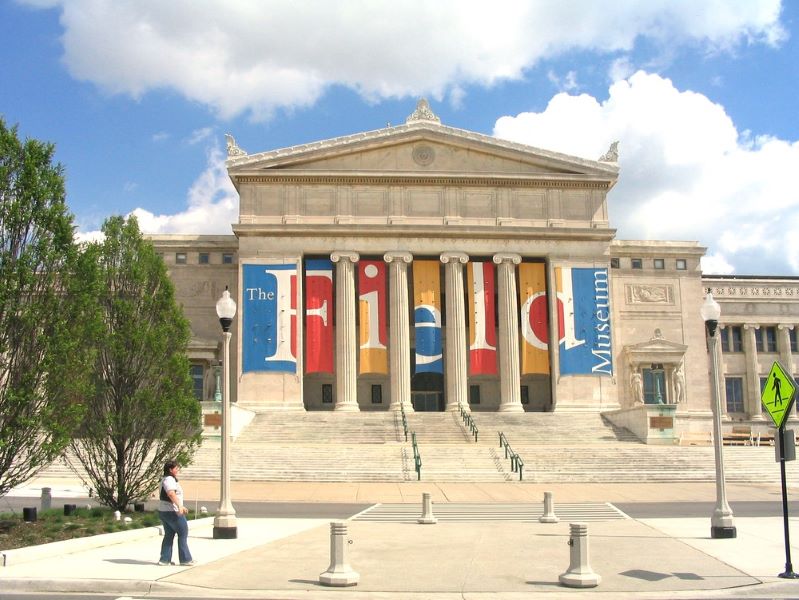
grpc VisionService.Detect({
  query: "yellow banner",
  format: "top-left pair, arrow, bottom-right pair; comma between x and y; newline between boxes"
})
518,263 -> 550,374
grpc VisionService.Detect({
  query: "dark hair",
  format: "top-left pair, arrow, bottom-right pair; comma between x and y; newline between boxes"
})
163,460 -> 179,477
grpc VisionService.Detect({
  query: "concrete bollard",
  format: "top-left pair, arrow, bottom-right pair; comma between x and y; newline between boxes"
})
319,521 -> 359,587
22,507 -> 37,522
418,492 -> 438,524
559,522 -> 601,588
40,487 -> 52,512
113,510 -> 121,521
539,491 -> 559,523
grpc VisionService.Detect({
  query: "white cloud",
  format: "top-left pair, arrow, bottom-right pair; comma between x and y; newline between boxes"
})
493,71 -> 799,275
132,145 -> 238,235
186,127 -> 213,145
547,69 -> 579,92
152,131 -> 170,142
25,0 -> 785,119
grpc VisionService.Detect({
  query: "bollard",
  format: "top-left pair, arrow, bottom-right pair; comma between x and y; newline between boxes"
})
200,506 -> 208,515
559,522 -> 601,588
319,521 -> 359,587
64,504 -> 77,516
40,487 -> 52,512
113,510 -> 121,521
22,507 -> 37,522
418,492 -> 438,524
539,491 -> 559,523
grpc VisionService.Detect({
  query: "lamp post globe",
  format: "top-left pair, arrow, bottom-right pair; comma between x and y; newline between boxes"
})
701,292 -> 736,538
213,286 -> 237,539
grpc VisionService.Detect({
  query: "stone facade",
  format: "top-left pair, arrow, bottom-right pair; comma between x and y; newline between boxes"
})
151,102 -> 799,437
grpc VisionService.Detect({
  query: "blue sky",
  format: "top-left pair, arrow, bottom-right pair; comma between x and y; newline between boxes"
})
1,1 -> 797,275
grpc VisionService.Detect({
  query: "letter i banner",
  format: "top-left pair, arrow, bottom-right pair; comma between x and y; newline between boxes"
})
358,261 -> 388,374
555,267 -> 613,376
413,260 -> 443,374
518,263 -> 550,375
467,262 -> 497,375
242,263 -> 297,373
305,259 -> 333,374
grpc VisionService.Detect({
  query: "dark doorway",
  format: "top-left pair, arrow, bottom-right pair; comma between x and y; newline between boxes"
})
411,372 -> 444,411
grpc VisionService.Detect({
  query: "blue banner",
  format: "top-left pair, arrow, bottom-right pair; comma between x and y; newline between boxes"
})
242,264 -> 297,373
557,267 -> 612,376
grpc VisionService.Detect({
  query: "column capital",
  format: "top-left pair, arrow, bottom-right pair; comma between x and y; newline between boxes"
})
440,252 -> 469,265
330,251 -> 360,264
384,251 -> 413,264
492,253 -> 522,265
778,324 -> 795,331
742,323 -> 760,331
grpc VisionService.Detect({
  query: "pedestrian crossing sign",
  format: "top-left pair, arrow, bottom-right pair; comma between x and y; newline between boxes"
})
760,361 -> 797,429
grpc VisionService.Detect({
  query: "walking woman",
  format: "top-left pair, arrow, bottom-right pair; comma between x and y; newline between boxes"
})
158,460 -> 194,566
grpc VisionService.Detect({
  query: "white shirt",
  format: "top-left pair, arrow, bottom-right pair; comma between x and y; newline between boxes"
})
159,475 -> 184,513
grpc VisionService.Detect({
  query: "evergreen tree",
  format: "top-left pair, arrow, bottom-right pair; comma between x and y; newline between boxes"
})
0,118 -> 89,497
71,215 -> 201,511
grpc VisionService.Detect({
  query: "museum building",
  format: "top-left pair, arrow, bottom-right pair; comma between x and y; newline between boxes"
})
150,101 -> 799,438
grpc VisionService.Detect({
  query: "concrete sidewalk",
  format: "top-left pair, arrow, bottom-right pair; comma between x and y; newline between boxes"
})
3,480 -> 799,598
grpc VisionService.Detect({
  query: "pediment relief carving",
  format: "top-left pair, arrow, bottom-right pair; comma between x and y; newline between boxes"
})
624,329 -> 687,364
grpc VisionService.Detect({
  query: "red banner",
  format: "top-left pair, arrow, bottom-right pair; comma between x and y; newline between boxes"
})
358,261 -> 388,374
467,262 -> 497,375
304,259 -> 333,373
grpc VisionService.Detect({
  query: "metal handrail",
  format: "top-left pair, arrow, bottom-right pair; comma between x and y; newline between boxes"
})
412,431 -> 422,480
459,403 -> 478,442
498,431 -> 524,481
400,403 -> 408,442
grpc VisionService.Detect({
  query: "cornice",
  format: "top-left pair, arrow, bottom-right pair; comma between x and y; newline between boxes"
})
704,282 -> 799,299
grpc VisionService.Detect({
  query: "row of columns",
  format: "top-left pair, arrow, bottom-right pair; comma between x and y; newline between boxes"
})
719,323 -> 795,419
329,251 -> 527,413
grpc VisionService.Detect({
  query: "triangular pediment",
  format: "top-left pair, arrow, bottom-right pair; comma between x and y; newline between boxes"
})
227,121 -> 618,183
624,329 -> 688,365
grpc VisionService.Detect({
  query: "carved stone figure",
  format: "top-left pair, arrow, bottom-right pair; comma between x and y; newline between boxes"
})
599,141 -> 619,162
673,363 -> 685,403
406,98 -> 441,124
225,133 -> 247,157
630,371 -> 643,405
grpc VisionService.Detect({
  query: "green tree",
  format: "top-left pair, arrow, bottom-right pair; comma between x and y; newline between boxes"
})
0,118 -> 90,497
70,215 -> 201,511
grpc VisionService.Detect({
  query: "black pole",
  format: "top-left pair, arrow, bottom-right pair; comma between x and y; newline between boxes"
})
778,426 -> 798,578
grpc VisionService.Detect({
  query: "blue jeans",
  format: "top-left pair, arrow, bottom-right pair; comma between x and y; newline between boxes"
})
159,510 -> 192,564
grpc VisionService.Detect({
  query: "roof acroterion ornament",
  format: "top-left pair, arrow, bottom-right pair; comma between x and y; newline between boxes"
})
406,98 -> 441,125
599,141 -> 619,163
225,134 -> 247,158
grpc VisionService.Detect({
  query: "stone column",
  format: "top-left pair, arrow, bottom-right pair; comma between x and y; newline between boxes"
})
778,325 -> 796,418
441,252 -> 469,412
385,252 -> 414,412
717,326 -> 729,419
331,252 -> 360,412
743,324 -> 763,420
493,253 -> 523,412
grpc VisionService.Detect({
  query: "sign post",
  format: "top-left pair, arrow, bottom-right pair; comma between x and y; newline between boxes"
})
760,361 -> 798,579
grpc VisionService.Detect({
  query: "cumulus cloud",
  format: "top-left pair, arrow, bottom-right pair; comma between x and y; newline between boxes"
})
132,145 -> 238,234
23,0 -> 785,119
493,71 -> 799,275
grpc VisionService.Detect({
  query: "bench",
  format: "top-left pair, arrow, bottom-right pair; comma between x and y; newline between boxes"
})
723,426 -> 753,446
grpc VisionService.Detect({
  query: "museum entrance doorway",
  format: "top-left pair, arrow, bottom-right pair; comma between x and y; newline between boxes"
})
411,372 -> 444,411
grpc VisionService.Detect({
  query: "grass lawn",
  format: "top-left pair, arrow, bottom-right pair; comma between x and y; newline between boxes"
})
0,506 -> 198,550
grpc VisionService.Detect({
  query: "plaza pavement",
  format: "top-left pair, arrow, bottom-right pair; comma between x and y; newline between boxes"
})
3,478 -> 799,598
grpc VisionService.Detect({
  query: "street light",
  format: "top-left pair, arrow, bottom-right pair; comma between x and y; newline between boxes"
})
213,286 -> 237,539
700,292 -> 736,539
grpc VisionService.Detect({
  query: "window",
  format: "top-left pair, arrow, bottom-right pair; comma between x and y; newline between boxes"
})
721,326 -> 743,352
631,258 -> 643,269
610,258 -> 620,269
756,326 -> 777,353
371,384 -> 382,404
643,366 -> 666,404
520,386 -> 530,405
676,259 -> 687,270
469,385 -> 481,405
725,377 -> 745,413
791,329 -> 798,353
199,252 -> 209,264
653,258 -> 665,270
222,253 -> 234,264
175,252 -> 187,265
760,376 -> 769,393
322,384 -> 333,404
189,365 -> 204,401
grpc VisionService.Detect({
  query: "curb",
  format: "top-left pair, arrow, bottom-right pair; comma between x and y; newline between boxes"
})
1,517 -> 215,567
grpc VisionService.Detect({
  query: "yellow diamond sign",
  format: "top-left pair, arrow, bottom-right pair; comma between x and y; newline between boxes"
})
760,361 -> 797,429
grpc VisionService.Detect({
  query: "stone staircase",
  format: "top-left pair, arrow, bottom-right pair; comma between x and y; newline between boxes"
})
469,412 -> 640,445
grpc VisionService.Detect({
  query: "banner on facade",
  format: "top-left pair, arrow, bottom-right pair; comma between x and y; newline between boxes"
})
413,260 -> 443,374
467,261 -> 497,375
358,260 -> 388,374
555,267 -> 612,376
305,258 -> 333,374
242,263 -> 297,373
519,262 -> 550,374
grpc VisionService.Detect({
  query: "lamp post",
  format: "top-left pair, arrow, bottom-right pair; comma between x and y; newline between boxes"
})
700,292 -> 736,539
213,286 -> 237,539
